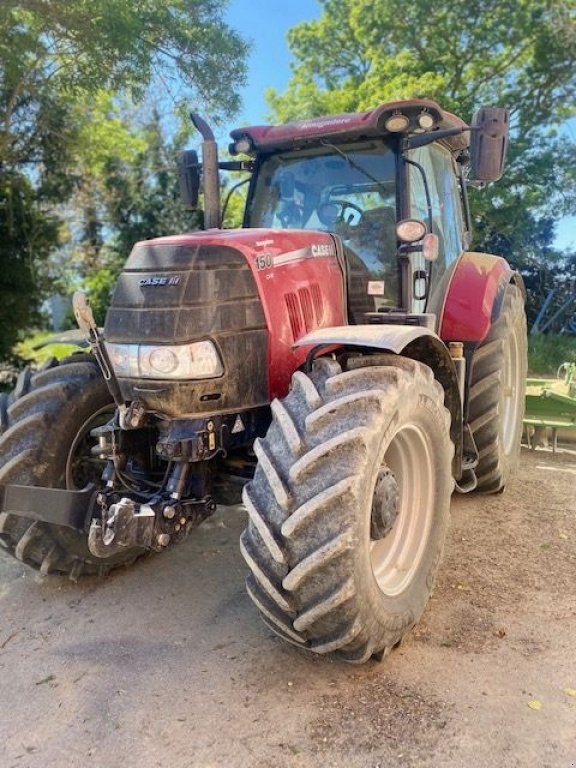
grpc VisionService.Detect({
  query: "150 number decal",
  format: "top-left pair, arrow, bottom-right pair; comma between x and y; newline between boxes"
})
254,254 -> 273,270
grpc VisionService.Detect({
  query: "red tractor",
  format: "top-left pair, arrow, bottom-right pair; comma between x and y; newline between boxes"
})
0,100 -> 526,663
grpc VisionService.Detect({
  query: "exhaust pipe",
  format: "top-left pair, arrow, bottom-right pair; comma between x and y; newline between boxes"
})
190,112 -> 221,229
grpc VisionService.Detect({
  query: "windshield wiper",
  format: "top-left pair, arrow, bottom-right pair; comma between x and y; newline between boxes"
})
320,139 -> 391,197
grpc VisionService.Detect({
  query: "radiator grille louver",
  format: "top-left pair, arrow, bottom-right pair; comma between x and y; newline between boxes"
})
285,292 -> 303,339
285,283 -> 324,340
311,283 -> 324,324
298,287 -> 314,332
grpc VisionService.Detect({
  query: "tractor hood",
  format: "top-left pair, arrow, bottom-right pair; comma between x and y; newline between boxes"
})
103,228 -> 345,417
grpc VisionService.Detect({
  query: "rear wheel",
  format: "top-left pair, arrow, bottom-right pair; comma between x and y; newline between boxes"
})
0,356 -> 141,577
468,284 -> 527,492
241,356 -> 453,663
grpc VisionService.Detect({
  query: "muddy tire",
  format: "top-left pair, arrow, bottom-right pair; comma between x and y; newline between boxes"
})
468,284 -> 527,493
0,356 -> 140,577
0,365 -> 36,433
241,356 -> 453,664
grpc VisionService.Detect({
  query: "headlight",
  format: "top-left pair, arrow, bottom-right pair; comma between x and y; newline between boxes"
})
106,340 -> 224,380
396,218 -> 427,243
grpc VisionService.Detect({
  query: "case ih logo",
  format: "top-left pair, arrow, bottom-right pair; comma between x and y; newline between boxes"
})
311,243 -> 336,257
139,275 -> 181,287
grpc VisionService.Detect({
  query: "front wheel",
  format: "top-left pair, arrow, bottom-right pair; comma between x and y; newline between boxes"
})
241,356 -> 454,663
0,356 -> 143,577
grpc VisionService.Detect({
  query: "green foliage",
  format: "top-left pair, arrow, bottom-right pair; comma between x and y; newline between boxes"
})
270,0 -> 574,125
1,1 -> 247,154
0,172 -> 59,358
83,268 -> 119,327
71,110 -> 203,324
509,252 -> 576,332
103,113 -> 199,254
75,93 -> 149,177
221,176 -> 250,229
268,0 -> 576,294
42,104 -> 207,326
0,0 -> 248,356
528,334 -> 576,376
13,331 -> 80,367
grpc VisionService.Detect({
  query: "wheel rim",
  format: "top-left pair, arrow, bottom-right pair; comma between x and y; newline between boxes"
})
370,424 -> 435,596
501,328 -> 521,455
65,405 -> 115,489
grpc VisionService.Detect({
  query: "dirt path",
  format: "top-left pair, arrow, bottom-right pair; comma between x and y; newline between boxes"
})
1,448 -> 575,768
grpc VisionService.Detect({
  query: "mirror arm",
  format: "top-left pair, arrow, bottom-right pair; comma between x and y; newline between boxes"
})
465,179 -> 485,189
218,160 -> 255,172
404,126 -> 473,151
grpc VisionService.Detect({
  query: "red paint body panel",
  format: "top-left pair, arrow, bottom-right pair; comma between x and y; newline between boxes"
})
230,99 -> 468,152
439,252 -> 512,343
144,229 -> 346,399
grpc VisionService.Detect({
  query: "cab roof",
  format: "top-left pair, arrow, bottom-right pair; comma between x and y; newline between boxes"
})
230,99 -> 469,154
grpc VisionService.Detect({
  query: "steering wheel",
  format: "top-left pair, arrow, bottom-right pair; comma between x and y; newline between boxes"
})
317,200 -> 363,230
278,200 -> 304,228
316,200 -> 363,238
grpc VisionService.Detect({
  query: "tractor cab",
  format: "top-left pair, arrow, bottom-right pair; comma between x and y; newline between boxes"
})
184,99 -> 508,327
245,139 -> 399,321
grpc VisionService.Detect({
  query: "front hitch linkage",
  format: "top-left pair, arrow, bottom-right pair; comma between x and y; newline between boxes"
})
0,483 -> 216,559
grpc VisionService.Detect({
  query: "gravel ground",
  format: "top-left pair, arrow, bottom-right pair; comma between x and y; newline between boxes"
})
0,447 -> 575,768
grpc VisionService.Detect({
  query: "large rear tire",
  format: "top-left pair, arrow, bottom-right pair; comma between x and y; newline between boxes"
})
0,356 -> 141,577
241,356 -> 453,663
468,284 -> 527,492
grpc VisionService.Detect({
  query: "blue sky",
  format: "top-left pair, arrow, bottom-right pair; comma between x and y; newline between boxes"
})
225,0 -> 319,125
224,0 -> 574,251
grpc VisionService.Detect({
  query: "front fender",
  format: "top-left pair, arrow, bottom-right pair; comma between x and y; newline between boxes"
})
439,252 -> 521,344
293,324 -> 436,355
294,324 -> 463,479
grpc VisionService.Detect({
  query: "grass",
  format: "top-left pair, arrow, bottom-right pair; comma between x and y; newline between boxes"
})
13,331 -> 82,367
527,334 -> 576,377
0,331 -> 84,391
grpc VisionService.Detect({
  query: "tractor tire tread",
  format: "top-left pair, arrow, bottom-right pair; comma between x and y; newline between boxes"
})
0,355 -> 137,577
468,285 -> 527,492
241,355 -> 453,663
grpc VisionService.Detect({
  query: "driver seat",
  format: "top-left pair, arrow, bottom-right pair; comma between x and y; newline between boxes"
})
348,206 -> 396,271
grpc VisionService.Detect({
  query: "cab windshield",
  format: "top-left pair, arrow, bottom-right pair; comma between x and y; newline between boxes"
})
246,141 -> 400,311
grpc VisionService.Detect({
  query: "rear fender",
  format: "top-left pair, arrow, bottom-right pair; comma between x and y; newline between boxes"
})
439,252 -> 524,344
294,325 -> 463,479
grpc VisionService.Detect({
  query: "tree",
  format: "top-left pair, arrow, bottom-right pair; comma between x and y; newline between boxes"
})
0,171 -> 59,358
77,108 -> 201,324
0,0 -> 248,354
520,253 -> 576,332
267,0 -> 576,288
37,95 -> 204,326
1,1 -> 247,163
0,11 -> 81,355
268,0 -> 575,124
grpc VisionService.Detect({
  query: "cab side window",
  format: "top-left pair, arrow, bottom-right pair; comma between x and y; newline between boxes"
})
408,144 -> 465,314
409,144 -> 464,269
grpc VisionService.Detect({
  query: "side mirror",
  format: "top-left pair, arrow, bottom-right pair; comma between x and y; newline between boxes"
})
177,149 -> 201,209
470,107 -> 509,182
